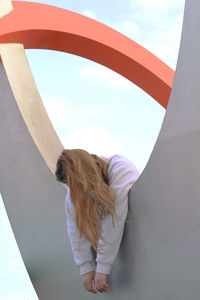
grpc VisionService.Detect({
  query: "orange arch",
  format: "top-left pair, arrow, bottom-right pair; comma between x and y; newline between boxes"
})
0,1 -> 174,109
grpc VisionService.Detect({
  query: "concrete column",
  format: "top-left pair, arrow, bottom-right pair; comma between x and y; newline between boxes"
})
0,0 -> 13,18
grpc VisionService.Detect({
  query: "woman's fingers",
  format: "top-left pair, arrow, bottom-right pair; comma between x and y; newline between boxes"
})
82,271 -> 109,293
94,272 -> 109,292
95,282 -> 109,292
84,280 -> 97,294
87,282 -> 97,294
81,271 -> 97,294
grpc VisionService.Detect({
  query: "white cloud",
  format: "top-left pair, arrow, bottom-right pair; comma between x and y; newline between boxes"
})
110,20 -> 139,37
63,124 -> 123,156
1,221 -> 11,234
131,0 -> 184,10
42,97 -> 81,125
106,2 -> 183,69
0,294 -> 36,300
42,97 -> 109,128
8,257 -> 24,268
123,0 -> 184,68
140,22 -> 183,68
82,9 -> 97,20
79,64 -> 137,91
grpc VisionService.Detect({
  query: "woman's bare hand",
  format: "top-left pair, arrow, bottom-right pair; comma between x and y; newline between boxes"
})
81,271 -> 97,294
94,272 -> 109,292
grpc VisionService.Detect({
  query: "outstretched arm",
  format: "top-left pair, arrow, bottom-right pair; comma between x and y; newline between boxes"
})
96,190 -> 129,274
65,189 -> 95,276
65,189 -> 97,294
96,155 -> 140,274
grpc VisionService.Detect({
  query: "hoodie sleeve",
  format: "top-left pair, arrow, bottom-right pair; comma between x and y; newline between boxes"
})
96,155 -> 140,274
65,189 -> 95,276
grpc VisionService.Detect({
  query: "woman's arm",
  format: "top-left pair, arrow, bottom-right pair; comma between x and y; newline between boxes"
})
96,155 -> 140,274
65,189 -> 95,276
96,192 -> 129,274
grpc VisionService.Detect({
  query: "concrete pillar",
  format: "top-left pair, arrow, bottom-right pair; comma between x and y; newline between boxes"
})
0,0 -> 13,18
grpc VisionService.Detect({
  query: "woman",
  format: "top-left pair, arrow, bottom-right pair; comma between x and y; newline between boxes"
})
55,149 -> 140,294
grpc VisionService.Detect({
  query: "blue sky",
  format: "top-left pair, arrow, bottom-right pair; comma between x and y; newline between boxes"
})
0,0 -> 184,299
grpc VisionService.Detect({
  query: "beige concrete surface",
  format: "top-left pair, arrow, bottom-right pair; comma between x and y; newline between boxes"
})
0,44 -> 64,174
0,0 -> 13,18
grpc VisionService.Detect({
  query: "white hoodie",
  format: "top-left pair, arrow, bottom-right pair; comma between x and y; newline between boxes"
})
65,154 -> 140,276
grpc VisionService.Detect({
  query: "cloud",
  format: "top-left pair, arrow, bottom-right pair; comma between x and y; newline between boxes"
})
82,9 -> 97,20
78,64 -> 138,90
63,124 -> 123,156
42,97 -> 109,128
42,97 -> 82,125
142,22 -> 183,67
0,294 -> 36,300
106,1 -> 184,69
131,0 -> 184,11
8,257 -> 24,268
110,20 -> 139,37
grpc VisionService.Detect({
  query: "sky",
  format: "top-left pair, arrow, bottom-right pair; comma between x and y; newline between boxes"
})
0,0 -> 185,299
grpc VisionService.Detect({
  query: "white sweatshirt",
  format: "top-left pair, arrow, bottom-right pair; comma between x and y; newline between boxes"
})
64,154 -> 140,276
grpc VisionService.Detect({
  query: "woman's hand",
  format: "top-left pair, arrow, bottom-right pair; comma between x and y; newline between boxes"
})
81,271 -> 97,294
94,272 -> 109,293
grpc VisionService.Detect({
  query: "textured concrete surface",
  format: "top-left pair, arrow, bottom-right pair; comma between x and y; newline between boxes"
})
0,43 -> 63,173
0,0 -> 13,18
1,0 -> 200,299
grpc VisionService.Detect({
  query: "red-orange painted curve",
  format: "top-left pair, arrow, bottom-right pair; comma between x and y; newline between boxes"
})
0,1 -> 175,109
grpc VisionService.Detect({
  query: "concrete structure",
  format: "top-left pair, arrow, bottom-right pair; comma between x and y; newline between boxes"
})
1,0 -> 200,299
0,0 -> 12,18
0,1 -> 174,108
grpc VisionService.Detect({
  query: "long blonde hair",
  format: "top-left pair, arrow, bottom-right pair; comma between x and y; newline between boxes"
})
55,149 -> 116,252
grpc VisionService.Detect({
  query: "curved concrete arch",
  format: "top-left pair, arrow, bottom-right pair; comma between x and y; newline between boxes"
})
0,0 -> 13,19
125,1 -> 200,299
0,43 -> 64,174
0,1 -> 174,108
